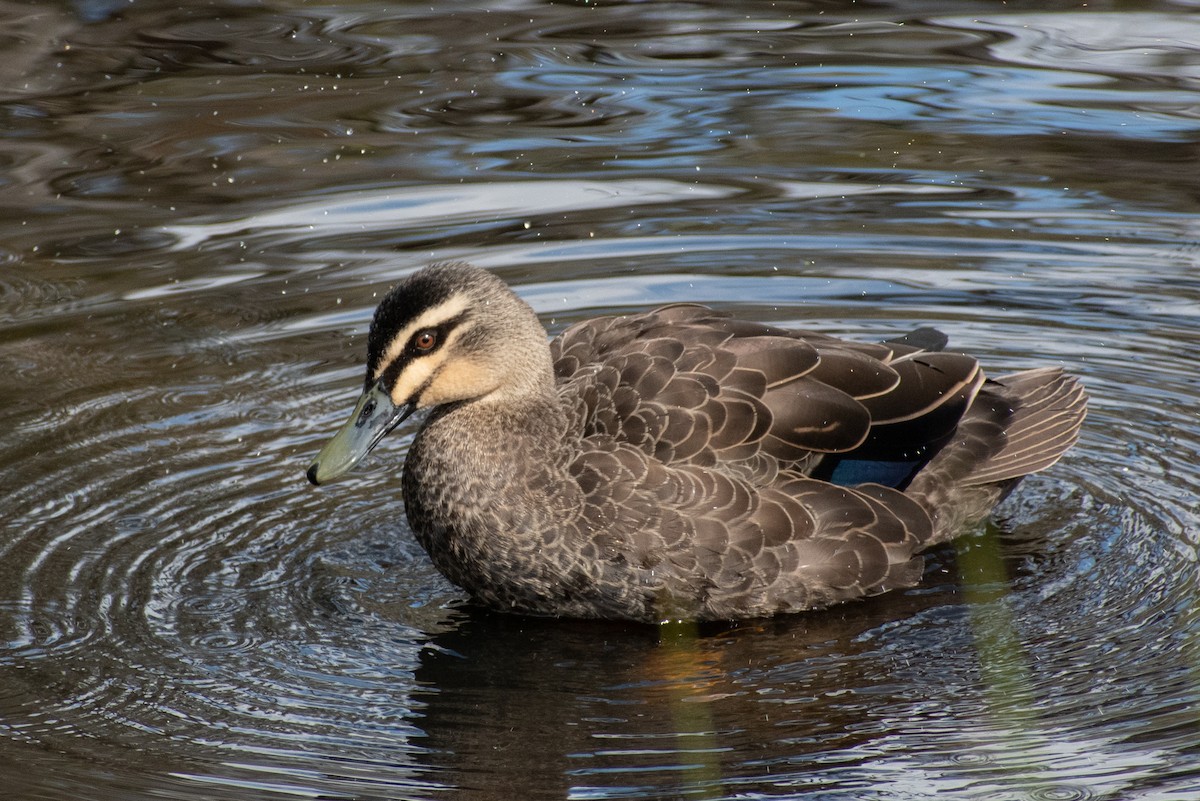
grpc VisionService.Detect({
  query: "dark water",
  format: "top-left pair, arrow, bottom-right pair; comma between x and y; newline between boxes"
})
2,1 -> 1199,798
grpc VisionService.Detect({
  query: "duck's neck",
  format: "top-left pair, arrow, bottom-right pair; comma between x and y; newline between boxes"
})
401,389 -> 577,597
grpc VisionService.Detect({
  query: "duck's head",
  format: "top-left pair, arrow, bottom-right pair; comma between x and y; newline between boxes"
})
306,262 -> 551,485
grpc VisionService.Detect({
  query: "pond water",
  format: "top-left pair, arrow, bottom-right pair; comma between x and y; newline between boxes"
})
2,0 -> 1200,798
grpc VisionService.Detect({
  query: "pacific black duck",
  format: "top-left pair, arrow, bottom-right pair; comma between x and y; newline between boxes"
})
308,262 -> 1086,622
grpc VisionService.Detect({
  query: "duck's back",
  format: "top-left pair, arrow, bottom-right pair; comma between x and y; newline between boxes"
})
552,304 -> 992,484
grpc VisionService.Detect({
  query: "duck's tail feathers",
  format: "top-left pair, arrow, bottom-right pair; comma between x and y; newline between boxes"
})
963,367 -> 1087,487
903,367 -> 1086,546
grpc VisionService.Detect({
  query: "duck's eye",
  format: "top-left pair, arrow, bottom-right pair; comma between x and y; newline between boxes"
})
412,329 -> 438,352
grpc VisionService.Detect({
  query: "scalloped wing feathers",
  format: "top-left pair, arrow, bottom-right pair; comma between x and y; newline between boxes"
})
552,305 -> 984,475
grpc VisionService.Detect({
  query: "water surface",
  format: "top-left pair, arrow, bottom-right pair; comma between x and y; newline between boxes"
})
2,1 -> 1199,799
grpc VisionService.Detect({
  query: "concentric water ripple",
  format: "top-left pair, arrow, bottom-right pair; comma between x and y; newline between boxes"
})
3,219 -> 1198,798
3,1 -> 1200,799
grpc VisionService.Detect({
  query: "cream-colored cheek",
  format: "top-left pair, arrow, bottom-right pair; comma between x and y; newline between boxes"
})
420,359 -> 500,406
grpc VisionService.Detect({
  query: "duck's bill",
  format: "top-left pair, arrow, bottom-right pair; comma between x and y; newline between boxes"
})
306,382 -> 414,485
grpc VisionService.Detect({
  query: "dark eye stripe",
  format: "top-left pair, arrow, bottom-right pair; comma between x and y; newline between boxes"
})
371,312 -> 469,392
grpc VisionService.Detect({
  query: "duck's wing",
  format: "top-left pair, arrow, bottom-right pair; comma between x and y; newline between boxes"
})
551,304 -> 981,486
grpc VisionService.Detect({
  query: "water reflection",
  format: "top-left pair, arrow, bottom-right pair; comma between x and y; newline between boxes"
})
1,0 -> 1199,799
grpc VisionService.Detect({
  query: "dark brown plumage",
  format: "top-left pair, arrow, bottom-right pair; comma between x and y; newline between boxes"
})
308,262 -> 1087,622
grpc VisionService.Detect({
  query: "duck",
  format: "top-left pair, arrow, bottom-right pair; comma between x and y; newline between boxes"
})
307,261 -> 1086,623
